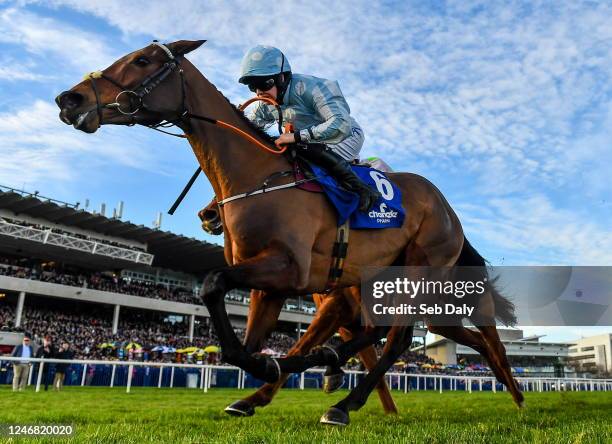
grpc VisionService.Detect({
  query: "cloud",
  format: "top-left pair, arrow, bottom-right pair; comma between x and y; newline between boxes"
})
1,1 -> 610,265
0,6 -> 118,70
456,194 -> 612,266
0,99 -> 177,185
0,61 -> 51,82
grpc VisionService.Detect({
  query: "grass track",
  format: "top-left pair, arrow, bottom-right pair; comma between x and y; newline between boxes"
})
0,386 -> 610,443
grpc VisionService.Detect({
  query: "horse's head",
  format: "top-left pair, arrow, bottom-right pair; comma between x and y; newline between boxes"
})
56,40 -> 205,133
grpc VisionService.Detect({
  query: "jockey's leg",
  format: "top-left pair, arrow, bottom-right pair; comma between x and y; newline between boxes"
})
296,142 -> 381,212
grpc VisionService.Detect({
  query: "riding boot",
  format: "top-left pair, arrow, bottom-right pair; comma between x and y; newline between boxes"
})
297,143 -> 381,212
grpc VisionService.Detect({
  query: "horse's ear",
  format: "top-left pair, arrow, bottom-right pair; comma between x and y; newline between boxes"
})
168,40 -> 207,56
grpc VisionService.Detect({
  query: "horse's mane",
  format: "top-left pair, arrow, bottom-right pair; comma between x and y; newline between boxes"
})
214,87 -> 278,145
182,58 -> 278,145
230,102 -> 277,145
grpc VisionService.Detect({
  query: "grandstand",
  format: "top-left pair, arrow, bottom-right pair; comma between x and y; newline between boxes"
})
0,185 -> 315,361
413,329 -> 574,377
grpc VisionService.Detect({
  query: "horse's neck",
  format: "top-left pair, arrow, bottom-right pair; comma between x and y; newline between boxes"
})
183,66 -> 288,200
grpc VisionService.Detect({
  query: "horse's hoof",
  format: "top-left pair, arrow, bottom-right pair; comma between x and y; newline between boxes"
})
320,407 -> 349,426
224,400 -> 255,417
323,372 -> 345,393
200,271 -> 225,303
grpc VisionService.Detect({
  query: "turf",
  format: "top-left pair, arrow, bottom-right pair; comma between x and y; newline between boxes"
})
0,386 -> 610,443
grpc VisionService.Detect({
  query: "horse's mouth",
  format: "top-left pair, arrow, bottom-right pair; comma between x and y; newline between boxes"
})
60,108 -> 99,133
74,111 -> 90,128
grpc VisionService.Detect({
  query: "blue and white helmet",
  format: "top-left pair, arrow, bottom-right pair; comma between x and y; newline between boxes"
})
238,45 -> 291,83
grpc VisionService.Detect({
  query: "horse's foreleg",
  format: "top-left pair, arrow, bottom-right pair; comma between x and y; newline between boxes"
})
225,293 -> 348,416
243,290 -> 285,355
271,325 -> 388,375
200,244 -> 303,382
320,326 -> 414,426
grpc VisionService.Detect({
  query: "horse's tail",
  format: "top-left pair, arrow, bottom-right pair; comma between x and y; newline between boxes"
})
455,237 -> 517,326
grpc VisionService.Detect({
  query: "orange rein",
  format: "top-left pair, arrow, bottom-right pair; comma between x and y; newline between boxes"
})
215,96 -> 287,154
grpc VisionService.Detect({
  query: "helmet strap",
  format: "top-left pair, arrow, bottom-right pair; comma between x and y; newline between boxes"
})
275,53 -> 291,104
277,71 -> 292,104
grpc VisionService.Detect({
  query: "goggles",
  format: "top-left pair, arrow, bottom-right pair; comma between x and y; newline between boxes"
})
247,76 -> 276,93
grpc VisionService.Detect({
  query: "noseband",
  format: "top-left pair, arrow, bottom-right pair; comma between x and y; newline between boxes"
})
85,41 -> 186,127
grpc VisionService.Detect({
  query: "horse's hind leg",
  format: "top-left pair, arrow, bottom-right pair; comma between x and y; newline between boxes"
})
337,327 -> 398,414
476,324 -> 524,407
427,324 -> 523,406
320,326 -> 414,426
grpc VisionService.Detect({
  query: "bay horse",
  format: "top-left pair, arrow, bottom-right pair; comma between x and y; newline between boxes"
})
197,205 -> 522,419
56,40 -> 523,425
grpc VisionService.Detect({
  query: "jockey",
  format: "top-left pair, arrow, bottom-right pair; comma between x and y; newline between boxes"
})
238,45 -> 381,211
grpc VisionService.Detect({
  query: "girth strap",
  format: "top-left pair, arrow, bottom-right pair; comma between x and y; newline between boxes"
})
324,219 -> 350,292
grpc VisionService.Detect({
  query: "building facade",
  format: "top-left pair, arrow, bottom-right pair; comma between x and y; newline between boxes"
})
568,334 -> 612,375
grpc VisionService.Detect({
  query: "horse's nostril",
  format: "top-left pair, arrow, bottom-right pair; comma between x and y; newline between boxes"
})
57,91 -> 83,110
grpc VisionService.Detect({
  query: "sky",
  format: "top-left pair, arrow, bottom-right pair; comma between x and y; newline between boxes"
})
0,1 -> 610,342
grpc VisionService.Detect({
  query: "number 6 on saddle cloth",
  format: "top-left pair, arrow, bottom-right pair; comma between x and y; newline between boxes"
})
197,155 -> 404,233
307,163 -> 405,228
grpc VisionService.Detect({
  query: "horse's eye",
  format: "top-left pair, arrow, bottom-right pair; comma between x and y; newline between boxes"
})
134,57 -> 150,67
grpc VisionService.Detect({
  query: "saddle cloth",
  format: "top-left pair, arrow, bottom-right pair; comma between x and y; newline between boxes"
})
295,161 -> 405,229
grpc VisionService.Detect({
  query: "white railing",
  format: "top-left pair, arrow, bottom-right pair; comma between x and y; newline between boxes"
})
3,356 -> 611,394
0,219 -> 153,265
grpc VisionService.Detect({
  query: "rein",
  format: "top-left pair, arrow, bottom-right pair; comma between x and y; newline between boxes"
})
168,96 -> 290,214
84,42 -> 291,213
85,42 -> 287,155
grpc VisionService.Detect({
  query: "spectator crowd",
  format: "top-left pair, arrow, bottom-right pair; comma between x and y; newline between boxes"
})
0,300 -> 298,365
0,256 -> 317,313
0,256 -> 199,304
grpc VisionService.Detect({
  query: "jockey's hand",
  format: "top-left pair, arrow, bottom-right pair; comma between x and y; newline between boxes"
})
275,132 -> 295,147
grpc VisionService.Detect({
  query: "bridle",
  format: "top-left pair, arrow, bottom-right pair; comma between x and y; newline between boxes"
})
84,41 -> 293,214
85,41 -> 286,140
85,41 -> 187,129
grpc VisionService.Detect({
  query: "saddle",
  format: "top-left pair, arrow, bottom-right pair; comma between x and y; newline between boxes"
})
198,155 -> 393,235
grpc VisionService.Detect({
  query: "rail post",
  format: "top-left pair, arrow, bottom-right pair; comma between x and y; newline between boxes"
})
126,364 -> 133,393
35,361 -> 44,392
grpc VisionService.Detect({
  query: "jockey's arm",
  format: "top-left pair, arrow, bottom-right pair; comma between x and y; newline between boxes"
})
297,80 -> 352,144
247,103 -> 276,130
